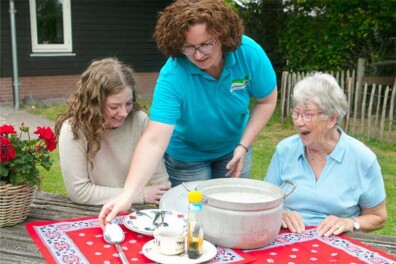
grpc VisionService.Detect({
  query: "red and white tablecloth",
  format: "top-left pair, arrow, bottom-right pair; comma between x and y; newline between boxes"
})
26,215 -> 396,264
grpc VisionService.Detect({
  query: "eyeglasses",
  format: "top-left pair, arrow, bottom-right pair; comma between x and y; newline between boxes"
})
291,111 -> 324,123
181,42 -> 215,56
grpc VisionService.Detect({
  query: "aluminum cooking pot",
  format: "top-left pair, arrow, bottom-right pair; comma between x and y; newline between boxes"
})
196,178 -> 295,249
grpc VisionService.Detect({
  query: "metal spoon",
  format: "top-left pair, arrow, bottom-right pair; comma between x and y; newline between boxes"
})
144,211 -> 161,231
182,182 -> 208,204
131,208 -> 152,220
103,222 -> 129,264
182,182 -> 193,192
156,211 -> 169,228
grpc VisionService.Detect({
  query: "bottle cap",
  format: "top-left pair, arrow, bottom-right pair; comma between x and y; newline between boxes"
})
188,191 -> 202,203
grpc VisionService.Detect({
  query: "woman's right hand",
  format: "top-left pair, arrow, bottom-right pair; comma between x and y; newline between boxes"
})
281,210 -> 305,233
98,192 -> 132,229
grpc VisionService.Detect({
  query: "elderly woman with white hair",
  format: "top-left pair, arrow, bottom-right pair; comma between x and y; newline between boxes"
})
264,72 -> 387,237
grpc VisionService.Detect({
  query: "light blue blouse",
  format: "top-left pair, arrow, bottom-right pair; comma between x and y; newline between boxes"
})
264,127 -> 386,226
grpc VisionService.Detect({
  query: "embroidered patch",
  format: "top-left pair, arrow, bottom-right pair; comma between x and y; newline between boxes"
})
230,76 -> 249,92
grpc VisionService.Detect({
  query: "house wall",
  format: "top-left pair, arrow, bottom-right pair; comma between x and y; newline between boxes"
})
0,72 -> 158,102
1,0 -> 170,103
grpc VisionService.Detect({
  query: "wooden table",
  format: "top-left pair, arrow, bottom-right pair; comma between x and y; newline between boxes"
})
0,191 -> 395,263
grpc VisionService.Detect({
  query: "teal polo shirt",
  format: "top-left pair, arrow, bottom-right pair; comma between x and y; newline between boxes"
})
150,35 -> 276,162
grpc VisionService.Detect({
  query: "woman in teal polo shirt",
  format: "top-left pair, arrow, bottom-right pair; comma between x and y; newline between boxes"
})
99,0 -> 277,227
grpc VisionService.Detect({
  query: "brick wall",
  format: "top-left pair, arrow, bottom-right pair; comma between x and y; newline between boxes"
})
135,72 -> 159,98
0,72 -> 159,103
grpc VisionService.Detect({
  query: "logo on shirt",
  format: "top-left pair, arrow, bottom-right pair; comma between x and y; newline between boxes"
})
230,76 -> 249,92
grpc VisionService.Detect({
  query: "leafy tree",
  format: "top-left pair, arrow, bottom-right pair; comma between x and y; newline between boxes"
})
279,0 -> 396,72
238,0 -> 285,77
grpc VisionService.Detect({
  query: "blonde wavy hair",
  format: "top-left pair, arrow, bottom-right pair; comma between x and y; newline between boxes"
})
55,57 -> 143,165
153,0 -> 244,57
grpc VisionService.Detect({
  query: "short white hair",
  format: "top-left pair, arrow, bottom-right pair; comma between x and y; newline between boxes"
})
293,72 -> 348,123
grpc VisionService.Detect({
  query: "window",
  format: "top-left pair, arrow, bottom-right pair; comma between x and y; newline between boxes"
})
29,0 -> 72,53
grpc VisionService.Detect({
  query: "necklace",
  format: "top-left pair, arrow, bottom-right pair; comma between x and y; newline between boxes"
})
306,130 -> 340,161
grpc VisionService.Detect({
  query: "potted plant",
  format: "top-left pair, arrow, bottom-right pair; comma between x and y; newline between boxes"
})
0,123 -> 57,227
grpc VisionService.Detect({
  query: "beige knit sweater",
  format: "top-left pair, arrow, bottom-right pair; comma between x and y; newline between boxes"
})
59,110 -> 169,205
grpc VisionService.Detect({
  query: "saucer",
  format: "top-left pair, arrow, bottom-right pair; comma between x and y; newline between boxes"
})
123,209 -> 186,236
142,239 -> 217,264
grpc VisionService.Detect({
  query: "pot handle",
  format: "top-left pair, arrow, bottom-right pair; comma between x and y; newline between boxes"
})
280,179 -> 296,198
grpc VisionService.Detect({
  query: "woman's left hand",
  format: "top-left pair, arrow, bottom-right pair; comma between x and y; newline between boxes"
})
316,215 -> 353,237
225,147 -> 246,177
143,184 -> 171,204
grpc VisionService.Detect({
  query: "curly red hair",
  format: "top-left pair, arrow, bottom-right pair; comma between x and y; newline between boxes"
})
153,0 -> 244,57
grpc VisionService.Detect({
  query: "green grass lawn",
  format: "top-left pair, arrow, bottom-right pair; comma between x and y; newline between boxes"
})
30,98 -> 395,236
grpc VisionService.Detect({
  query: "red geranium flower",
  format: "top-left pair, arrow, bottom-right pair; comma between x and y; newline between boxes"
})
0,124 -> 57,186
0,125 -> 17,136
34,126 -> 57,152
0,137 -> 16,162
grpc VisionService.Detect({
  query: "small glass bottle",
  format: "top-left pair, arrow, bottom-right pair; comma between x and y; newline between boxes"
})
187,190 -> 204,259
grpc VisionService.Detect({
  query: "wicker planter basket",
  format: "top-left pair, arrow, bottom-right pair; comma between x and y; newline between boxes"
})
0,184 -> 36,227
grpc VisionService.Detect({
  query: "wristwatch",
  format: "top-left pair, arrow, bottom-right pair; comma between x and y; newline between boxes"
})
351,217 -> 360,231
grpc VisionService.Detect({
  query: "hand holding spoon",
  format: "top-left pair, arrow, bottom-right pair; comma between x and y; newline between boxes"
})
104,222 -> 129,264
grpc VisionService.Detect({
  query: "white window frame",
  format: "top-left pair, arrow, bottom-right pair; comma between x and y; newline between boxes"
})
29,0 -> 73,53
